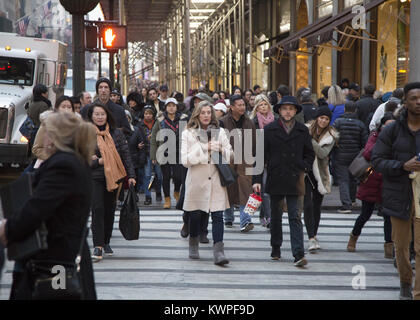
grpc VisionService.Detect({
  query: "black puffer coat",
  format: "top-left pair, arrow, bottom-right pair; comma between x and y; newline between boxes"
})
333,113 -> 368,165
253,120 -> 315,196
356,94 -> 382,128
91,127 -> 136,181
371,109 -> 415,221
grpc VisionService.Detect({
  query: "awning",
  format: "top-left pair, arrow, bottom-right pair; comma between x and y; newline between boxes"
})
306,0 -> 387,48
264,15 -> 331,58
265,0 -> 387,58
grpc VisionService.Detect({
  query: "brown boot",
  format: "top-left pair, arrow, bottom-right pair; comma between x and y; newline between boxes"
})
347,233 -> 358,252
164,197 -> 171,209
384,242 -> 394,259
174,191 -> 180,202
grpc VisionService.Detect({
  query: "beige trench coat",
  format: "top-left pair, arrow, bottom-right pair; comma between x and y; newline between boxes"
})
181,128 -> 233,213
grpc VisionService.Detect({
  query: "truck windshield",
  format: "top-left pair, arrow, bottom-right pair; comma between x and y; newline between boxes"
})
0,57 -> 35,86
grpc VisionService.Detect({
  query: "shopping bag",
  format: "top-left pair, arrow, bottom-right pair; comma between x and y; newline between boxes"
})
243,193 -> 263,215
410,172 -> 420,219
119,185 -> 140,240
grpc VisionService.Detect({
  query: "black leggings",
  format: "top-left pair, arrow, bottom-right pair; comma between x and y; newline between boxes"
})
91,179 -> 117,247
303,174 -> 324,239
352,200 -> 392,243
160,164 -> 182,197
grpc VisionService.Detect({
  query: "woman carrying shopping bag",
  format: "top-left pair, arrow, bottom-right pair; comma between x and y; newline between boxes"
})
86,102 -> 136,262
181,101 -> 233,265
249,94 -> 278,228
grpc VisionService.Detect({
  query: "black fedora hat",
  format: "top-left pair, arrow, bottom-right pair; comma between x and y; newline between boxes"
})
273,95 -> 302,114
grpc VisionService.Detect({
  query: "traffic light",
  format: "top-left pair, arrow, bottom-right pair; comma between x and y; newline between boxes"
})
101,25 -> 127,50
85,25 -> 98,49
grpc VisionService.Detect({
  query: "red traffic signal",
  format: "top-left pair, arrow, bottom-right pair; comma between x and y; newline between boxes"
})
102,26 -> 127,50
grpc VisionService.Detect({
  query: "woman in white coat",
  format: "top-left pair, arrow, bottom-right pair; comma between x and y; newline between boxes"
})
181,101 -> 233,265
304,105 -> 339,252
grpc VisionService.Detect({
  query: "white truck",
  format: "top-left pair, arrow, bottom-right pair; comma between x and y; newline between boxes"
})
0,32 -> 67,166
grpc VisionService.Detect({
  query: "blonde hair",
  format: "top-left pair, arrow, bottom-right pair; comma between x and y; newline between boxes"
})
43,112 -> 97,164
187,100 -> 219,129
250,94 -> 273,119
327,85 -> 346,106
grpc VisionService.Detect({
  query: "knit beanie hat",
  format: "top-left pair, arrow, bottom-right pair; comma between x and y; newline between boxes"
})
315,105 -> 332,120
96,77 -> 112,93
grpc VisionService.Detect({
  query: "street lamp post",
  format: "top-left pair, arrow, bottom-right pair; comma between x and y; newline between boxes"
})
59,0 -> 100,96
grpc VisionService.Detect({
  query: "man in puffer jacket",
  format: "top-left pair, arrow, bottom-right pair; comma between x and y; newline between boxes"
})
333,101 -> 368,213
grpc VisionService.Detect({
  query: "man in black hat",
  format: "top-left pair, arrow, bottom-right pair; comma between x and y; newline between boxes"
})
253,95 -> 315,267
81,77 -> 131,135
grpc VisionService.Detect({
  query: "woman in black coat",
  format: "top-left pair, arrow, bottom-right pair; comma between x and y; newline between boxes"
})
86,102 -> 136,262
0,112 -> 98,300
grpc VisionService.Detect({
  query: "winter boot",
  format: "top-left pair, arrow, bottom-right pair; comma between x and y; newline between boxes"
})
213,242 -> 229,266
180,223 -> 189,238
384,242 -> 394,259
399,282 -> 413,300
347,232 -> 358,252
189,236 -> 199,259
200,213 -> 210,243
174,191 -> 180,202
164,197 -> 171,209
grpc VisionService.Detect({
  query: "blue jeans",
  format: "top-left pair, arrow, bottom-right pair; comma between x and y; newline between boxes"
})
270,195 -> 305,259
142,157 -> 163,197
224,205 -> 252,228
189,210 -> 224,243
334,162 -> 357,207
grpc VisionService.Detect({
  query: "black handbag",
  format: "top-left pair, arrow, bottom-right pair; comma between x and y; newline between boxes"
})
119,185 -> 140,240
214,152 -> 238,187
0,173 -> 49,261
28,226 -> 88,300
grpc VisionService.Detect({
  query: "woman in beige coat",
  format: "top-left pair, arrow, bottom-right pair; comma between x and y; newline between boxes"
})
181,101 -> 233,265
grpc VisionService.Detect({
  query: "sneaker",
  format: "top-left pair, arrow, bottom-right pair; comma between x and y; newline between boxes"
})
91,247 -> 103,262
271,247 -> 281,260
144,197 -> 152,205
240,222 -> 254,233
308,239 -> 317,253
314,238 -> 321,250
156,193 -> 162,202
225,222 -> 233,228
338,206 -> 352,214
294,256 -> 308,267
104,244 -> 113,256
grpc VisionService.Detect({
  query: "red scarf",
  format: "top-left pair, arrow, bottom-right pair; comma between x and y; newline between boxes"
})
144,119 -> 155,131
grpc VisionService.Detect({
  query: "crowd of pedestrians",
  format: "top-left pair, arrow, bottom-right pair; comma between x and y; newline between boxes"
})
1,76 -> 420,301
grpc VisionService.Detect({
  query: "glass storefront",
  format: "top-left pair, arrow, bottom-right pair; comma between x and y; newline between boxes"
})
376,0 -> 410,92
316,46 -> 332,96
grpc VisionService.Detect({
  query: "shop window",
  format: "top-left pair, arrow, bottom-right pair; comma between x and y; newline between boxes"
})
316,0 -> 333,19
344,0 -> 363,8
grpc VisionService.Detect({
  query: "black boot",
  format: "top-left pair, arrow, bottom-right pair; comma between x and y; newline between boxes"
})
200,212 -> 209,243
